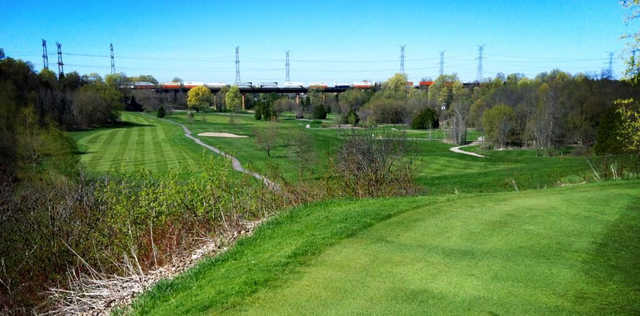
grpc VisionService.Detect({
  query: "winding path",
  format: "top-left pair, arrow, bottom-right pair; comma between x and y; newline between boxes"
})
156,115 -> 280,190
449,140 -> 486,158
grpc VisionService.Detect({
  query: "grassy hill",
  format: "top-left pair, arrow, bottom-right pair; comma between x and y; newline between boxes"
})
128,181 -> 640,315
72,111 -> 597,195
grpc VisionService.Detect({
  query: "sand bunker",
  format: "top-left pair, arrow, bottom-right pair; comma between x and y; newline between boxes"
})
197,132 -> 247,138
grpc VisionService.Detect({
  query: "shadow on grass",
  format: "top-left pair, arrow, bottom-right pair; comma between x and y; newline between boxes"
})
113,121 -> 155,128
573,195 -> 640,314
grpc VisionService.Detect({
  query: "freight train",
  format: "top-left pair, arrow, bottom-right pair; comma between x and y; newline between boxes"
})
126,80 -> 435,90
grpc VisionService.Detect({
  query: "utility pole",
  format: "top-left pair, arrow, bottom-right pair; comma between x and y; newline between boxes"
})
235,46 -> 240,84
42,39 -> 49,70
56,42 -> 64,77
400,45 -> 406,74
110,43 -> 116,74
439,51 -> 445,77
285,50 -> 290,82
476,45 -> 485,82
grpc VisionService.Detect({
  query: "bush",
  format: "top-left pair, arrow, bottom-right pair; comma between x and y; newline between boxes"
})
482,104 -> 515,148
411,107 -> 438,129
157,106 -> 166,118
334,130 -> 418,197
0,159 -> 285,312
312,103 -> 328,119
254,104 -> 263,120
340,109 -> 360,125
72,83 -> 123,129
359,98 -> 408,124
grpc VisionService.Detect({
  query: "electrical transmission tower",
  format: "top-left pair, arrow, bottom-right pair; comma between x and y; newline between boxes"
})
285,50 -> 290,82
439,51 -> 445,77
110,43 -> 116,74
400,45 -> 406,74
235,46 -> 241,84
476,45 -> 485,82
56,42 -> 64,77
42,39 -> 49,70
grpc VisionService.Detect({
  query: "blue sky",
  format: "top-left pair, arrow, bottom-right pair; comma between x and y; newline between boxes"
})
1,0 -> 635,83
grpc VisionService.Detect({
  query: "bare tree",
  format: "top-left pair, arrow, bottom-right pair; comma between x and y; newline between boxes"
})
254,123 -> 279,157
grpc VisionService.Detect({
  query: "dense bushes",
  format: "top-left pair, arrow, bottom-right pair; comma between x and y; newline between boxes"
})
335,130 -> 418,197
312,103 -> 328,119
468,72 -> 640,151
0,160 -> 283,312
411,107 -> 438,129
72,83 -> 123,129
157,106 -> 166,118
482,104 -> 515,148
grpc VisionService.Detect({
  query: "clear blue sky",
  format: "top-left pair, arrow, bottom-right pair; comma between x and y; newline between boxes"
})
1,0 -> 635,83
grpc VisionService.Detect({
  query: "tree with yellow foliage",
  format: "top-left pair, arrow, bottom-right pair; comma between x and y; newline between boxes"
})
616,99 -> 640,155
187,85 -> 211,112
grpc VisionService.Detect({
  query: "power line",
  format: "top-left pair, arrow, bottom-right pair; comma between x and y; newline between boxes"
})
110,43 -> 115,74
56,42 -> 64,77
235,46 -> 240,84
41,39 -> 48,70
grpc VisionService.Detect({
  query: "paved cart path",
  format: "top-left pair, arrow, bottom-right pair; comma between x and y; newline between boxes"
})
449,140 -> 486,158
155,114 -> 280,190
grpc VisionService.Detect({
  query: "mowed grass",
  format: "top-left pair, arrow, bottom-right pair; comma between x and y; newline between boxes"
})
169,111 -> 593,194
70,112 -> 209,175
129,181 -> 640,315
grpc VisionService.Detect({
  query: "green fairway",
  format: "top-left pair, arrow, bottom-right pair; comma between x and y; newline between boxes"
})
68,111 -> 594,194
70,112 -> 209,175
166,111 -> 594,194
129,181 -> 640,315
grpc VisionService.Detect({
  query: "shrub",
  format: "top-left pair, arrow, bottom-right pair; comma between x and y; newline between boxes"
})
334,130 -> 418,197
482,104 -> 515,148
411,107 -> 438,129
340,109 -> 360,125
0,159 -> 285,313
359,98 -> 408,124
254,103 -> 263,120
312,103 -> 328,119
157,106 -> 166,118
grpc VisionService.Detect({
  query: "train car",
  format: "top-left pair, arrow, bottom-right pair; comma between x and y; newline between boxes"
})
352,80 -> 373,88
281,81 -> 304,88
419,80 -> 434,88
183,81 -> 205,89
334,82 -> 352,89
161,82 -> 182,89
133,81 -> 156,89
205,82 -> 227,88
237,82 -> 253,88
259,82 -> 278,88
307,82 -> 328,89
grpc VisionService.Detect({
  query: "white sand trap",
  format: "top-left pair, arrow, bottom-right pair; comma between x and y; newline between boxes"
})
197,132 -> 248,138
